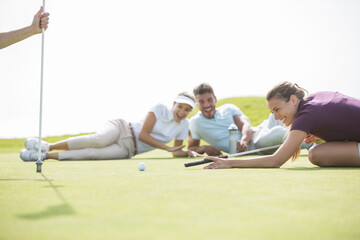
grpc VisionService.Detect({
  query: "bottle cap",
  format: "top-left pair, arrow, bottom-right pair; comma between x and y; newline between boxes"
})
228,123 -> 238,131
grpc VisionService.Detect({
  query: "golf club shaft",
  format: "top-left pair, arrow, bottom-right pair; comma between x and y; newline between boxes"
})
37,0 -> 46,173
184,144 -> 281,167
226,144 -> 281,158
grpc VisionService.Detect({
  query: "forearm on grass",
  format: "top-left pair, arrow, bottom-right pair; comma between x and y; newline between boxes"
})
225,131 -> 306,168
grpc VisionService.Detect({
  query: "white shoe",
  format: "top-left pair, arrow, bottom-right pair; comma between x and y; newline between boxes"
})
25,138 -> 50,152
20,149 -> 46,162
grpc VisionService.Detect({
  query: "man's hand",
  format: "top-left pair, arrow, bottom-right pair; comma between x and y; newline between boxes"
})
237,140 -> 248,152
200,146 -> 222,156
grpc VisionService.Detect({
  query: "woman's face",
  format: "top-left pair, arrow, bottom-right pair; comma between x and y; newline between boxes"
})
267,95 -> 299,126
172,103 -> 193,122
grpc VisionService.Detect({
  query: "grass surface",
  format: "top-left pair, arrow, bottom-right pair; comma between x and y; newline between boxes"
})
1,150 -> 360,240
1,97 -> 360,239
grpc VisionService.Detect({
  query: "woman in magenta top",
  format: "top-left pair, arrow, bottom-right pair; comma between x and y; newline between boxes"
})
204,81 -> 360,168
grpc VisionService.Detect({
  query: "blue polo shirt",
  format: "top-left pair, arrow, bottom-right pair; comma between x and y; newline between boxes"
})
189,104 -> 243,152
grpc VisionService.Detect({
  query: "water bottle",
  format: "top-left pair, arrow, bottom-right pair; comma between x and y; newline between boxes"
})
228,123 -> 238,154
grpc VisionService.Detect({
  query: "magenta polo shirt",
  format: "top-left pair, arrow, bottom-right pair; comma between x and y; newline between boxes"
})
291,91 -> 360,142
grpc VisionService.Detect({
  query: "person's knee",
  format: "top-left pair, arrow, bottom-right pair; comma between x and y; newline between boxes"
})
89,134 -> 112,148
254,126 -> 286,148
308,147 -> 324,167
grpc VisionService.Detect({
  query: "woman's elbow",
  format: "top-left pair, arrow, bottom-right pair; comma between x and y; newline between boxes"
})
138,133 -> 146,142
269,155 -> 286,168
272,162 -> 282,168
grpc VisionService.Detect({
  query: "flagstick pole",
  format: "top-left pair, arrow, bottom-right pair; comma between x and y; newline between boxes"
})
36,0 -> 46,173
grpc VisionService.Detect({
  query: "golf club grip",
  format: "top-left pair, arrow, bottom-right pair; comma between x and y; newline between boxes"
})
184,159 -> 213,167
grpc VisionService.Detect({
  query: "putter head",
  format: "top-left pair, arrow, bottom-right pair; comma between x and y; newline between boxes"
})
36,161 -> 43,173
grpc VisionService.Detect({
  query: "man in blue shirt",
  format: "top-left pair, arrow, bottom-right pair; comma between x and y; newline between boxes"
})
188,83 -> 287,156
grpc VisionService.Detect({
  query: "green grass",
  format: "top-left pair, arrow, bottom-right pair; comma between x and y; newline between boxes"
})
1,97 -> 360,239
1,151 -> 360,240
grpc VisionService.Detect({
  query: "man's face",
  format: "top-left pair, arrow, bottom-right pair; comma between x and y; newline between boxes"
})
195,92 -> 217,119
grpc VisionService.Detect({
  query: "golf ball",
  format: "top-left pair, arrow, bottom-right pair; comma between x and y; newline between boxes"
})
138,162 -> 146,171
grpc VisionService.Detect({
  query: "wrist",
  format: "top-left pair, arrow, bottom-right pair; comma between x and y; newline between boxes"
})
226,160 -> 235,168
25,25 -> 37,36
240,139 -> 249,146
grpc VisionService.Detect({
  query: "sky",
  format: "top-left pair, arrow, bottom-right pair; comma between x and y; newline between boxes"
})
1,0 -> 359,139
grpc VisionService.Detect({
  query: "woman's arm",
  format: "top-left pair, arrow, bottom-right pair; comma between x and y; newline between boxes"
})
204,130 -> 307,169
0,7 -> 49,49
172,140 -> 202,157
138,112 -> 185,152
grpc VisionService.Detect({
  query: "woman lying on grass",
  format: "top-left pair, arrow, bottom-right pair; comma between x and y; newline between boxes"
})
20,92 -> 198,161
204,81 -> 360,169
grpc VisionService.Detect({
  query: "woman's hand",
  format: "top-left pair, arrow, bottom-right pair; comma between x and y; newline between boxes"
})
203,156 -> 232,169
32,7 -> 50,34
187,151 -> 204,158
166,145 -> 185,152
304,134 -> 321,144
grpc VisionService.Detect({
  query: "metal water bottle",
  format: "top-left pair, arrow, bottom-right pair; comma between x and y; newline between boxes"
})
228,123 -> 238,154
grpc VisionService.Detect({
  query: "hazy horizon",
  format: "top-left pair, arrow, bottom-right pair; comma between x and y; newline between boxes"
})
1,0 -> 359,138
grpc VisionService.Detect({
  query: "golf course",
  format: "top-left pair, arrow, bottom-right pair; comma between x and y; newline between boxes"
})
1,97 -> 359,240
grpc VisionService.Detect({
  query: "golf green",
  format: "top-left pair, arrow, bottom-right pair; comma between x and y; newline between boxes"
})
1,149 -> 359,240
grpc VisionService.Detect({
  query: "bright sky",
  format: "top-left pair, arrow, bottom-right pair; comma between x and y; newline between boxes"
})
1,0 -> 359,138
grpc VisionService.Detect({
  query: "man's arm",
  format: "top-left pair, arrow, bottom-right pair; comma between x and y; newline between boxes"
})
233,115 -> 253,152
187,132 -> 222,156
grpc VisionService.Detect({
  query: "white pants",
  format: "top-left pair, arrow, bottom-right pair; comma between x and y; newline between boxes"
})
250,113 -> 312,154
249,114 -> 286,153
58,119 -> 135,160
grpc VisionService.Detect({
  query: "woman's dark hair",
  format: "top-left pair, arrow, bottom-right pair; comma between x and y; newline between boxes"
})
266,81 -> 308,102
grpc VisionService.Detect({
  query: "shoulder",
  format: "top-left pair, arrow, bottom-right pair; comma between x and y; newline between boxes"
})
181,118 -> 190,127
189,111 -> 202,121
306,91 -> 343,103
218,103 -> 239,110
217,103 -> 243,115
150,103 -> 172,118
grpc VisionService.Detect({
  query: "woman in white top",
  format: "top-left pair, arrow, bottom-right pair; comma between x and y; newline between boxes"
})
20,92 -> 197,161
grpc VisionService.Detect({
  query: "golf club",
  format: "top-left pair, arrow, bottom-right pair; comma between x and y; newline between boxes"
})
184,144 -> 281,167
36,0 -> 46,173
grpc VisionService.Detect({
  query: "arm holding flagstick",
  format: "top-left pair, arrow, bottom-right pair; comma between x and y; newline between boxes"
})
0,7 -> 50,49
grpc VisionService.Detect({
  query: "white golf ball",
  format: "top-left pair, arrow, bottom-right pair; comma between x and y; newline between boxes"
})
138,162 -> 146,171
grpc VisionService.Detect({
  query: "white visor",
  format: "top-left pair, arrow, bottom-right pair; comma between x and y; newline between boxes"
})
174,95 -> 195,109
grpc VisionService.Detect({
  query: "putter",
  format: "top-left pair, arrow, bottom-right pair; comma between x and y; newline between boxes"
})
36,0 -> 46,173
184,144 -> 281,167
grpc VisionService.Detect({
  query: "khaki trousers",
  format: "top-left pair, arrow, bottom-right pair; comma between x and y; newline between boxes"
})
58,119 -> 135,160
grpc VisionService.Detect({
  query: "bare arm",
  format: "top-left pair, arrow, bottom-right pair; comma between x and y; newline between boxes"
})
0,7 -> 49,49
138,112 -> 184,152
172,140 -> 201,157
187,133 -> 222,156
233,115 -> 253,152
204,130 -> 307,168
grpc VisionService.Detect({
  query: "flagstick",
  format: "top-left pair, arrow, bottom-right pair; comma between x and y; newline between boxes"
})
36,0 -> 46,173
